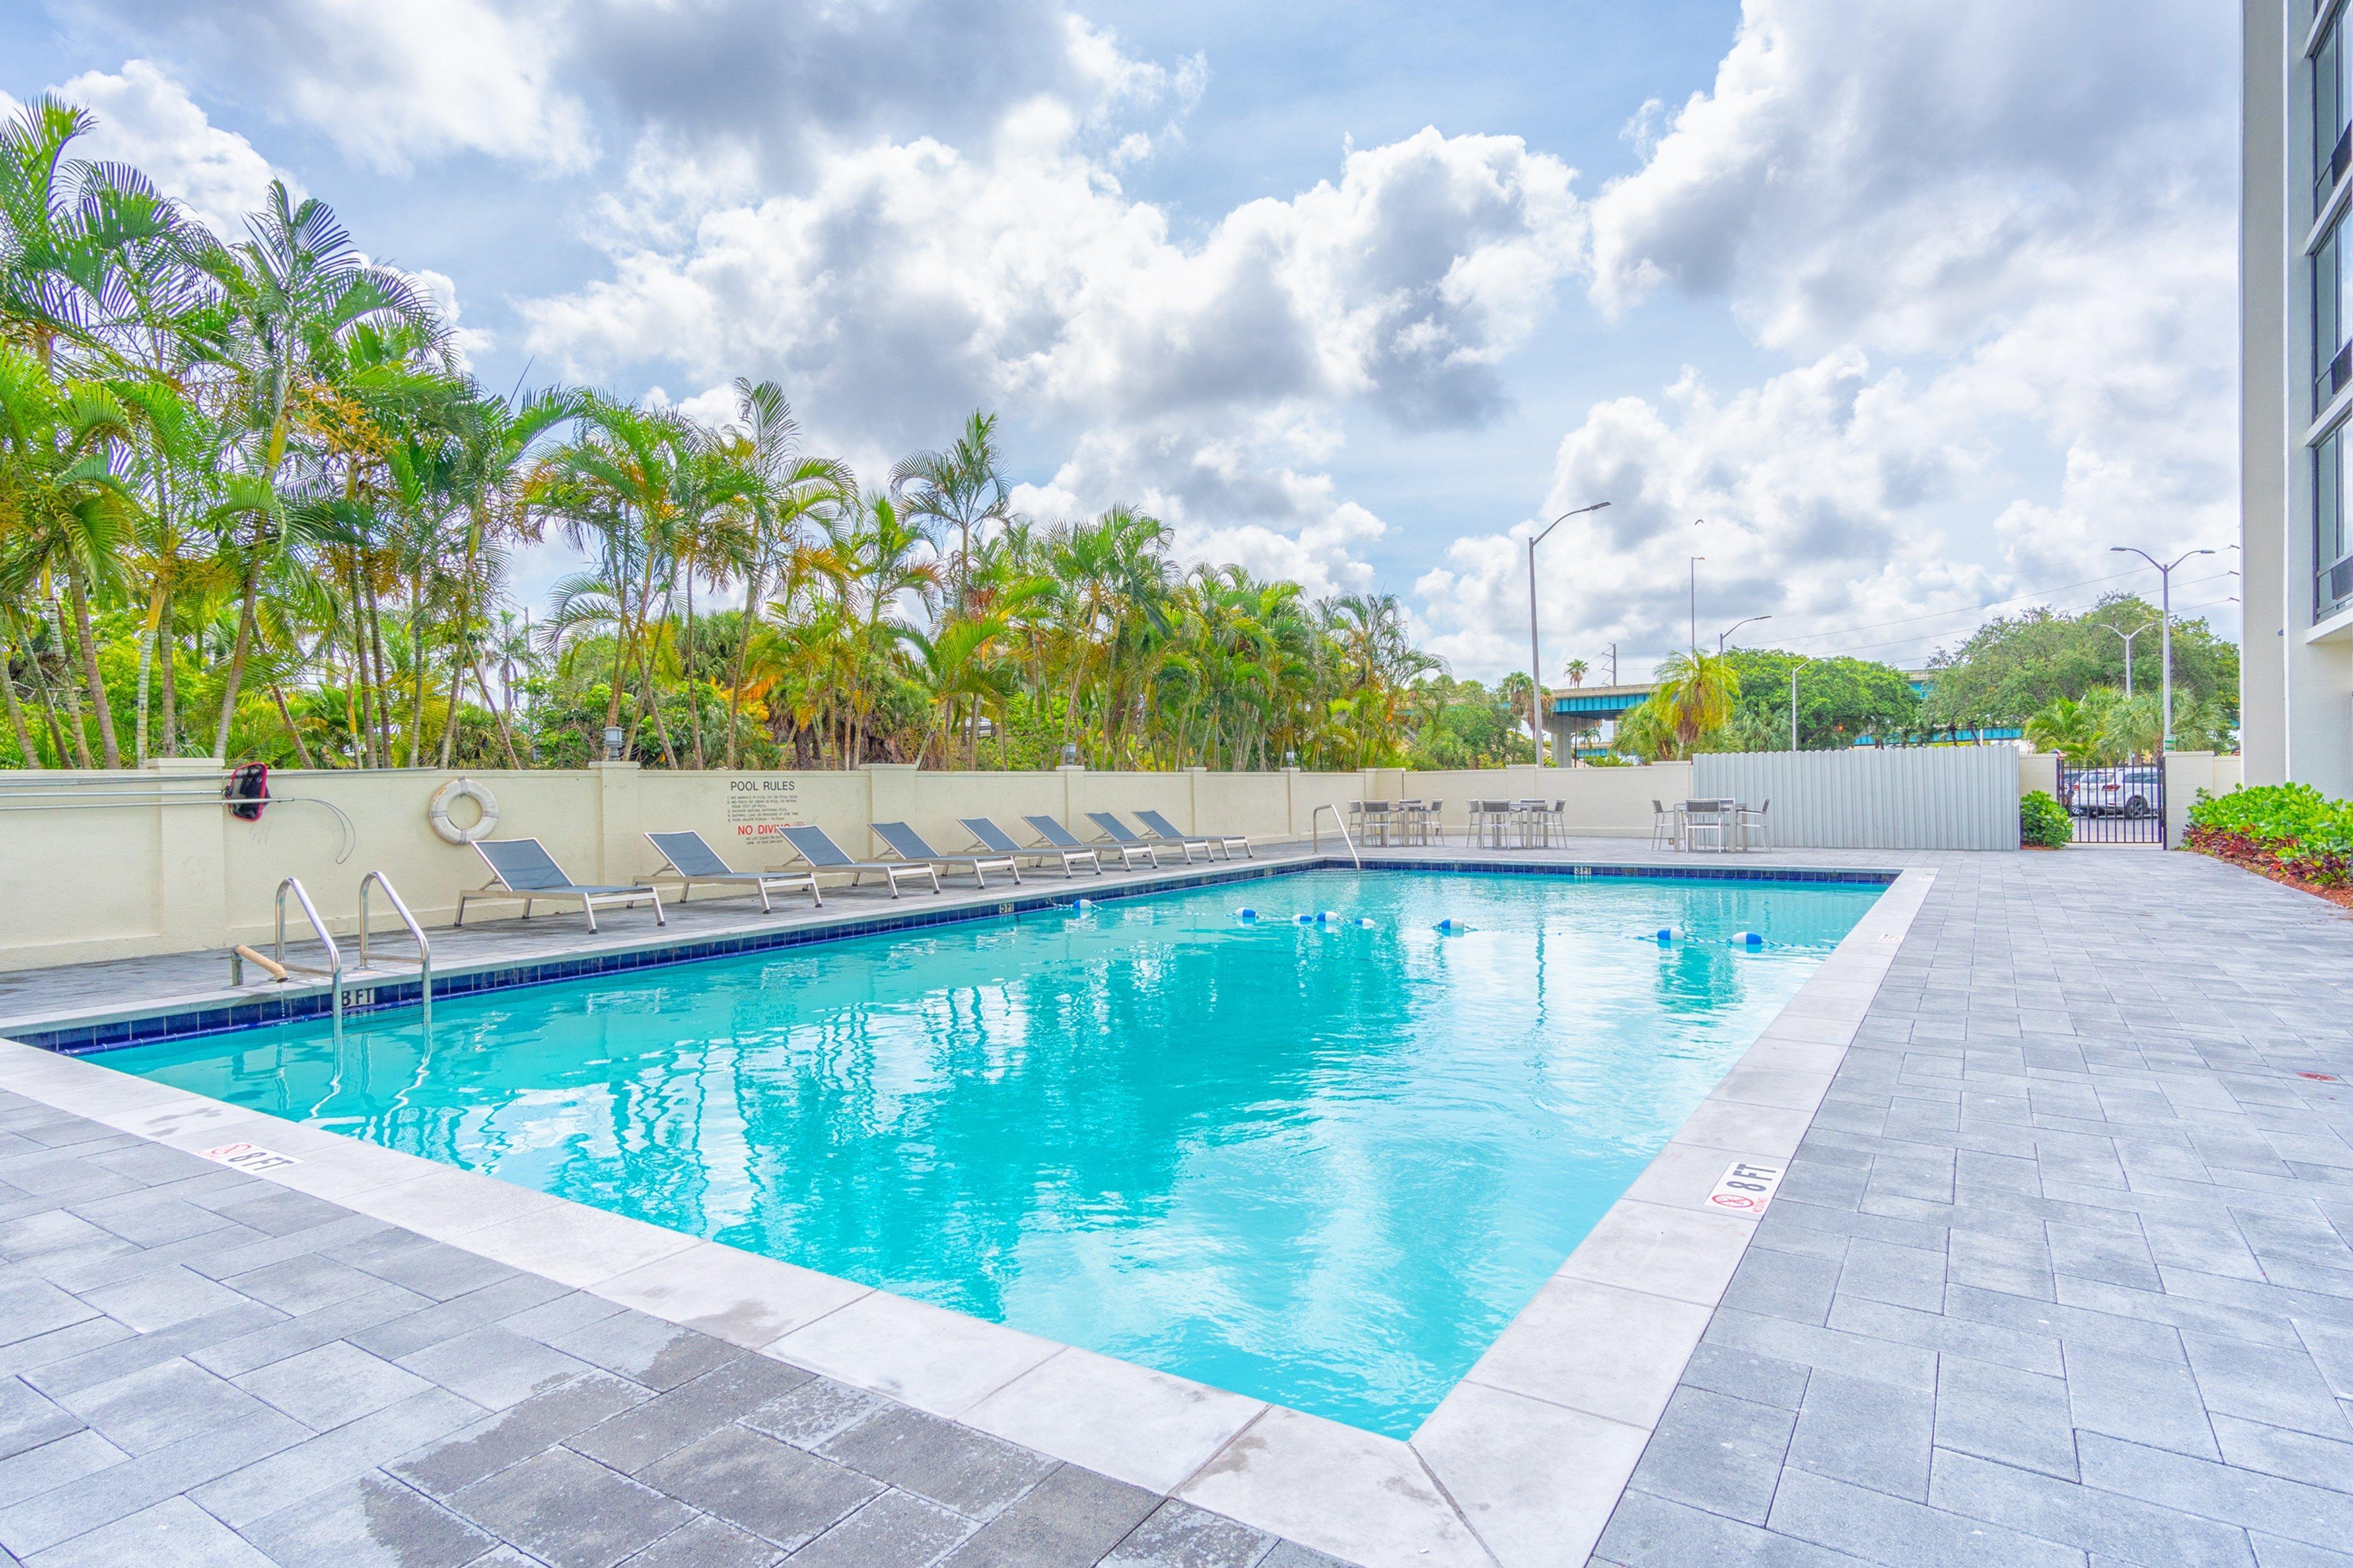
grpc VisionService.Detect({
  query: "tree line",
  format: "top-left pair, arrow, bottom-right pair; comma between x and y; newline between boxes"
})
0,96 -> 1546,774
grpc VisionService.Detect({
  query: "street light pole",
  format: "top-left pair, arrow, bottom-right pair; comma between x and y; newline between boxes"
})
1717,614 -> 1773,653
1528,501 -> 1610,768
2094,618 -> 2159,701
2108,546 -> 2217,750
1787,654 -> 1812,751
1689,557 -> 1704,657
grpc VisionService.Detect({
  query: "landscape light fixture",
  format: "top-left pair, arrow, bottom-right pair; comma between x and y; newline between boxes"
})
2108,545 -> 2217,751
1718,614 -> 1773,653
602,725 -> 624,761
1527,502 -> 1610,767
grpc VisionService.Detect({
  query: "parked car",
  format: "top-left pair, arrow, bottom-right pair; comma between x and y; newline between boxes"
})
2077,766 -> 2161,818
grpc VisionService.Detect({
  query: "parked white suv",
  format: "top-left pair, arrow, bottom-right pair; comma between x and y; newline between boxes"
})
2077,766 -> 2161,818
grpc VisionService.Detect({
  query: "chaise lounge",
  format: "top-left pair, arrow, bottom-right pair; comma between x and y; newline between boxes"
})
963,817 -> 1101,877
1025,814 -> 1157,871
1086,812 -> 1186,866
773,824 -> 942,897
1135,808 -> 1252,862
644,831 -> 822,911
456,838 -> 666,932
872,821 -> 1021,889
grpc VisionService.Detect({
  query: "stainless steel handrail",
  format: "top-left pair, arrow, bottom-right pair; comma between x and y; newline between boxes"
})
273,877 -> 344,1039
358,871 -> 432,1030
1311,802 -> 1360,869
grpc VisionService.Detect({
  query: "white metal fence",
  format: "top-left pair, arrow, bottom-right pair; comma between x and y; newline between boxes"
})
1693,747 -> 2020,850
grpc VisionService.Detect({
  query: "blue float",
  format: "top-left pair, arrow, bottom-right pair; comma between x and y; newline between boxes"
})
1433,917 -> 1475,934
1235,908 -> 1259,922
1355,917 -> 1377,929
1731,931 -> 1765,947
1654,926 -> 1682,943
1073,898 -> 1094,912
1294,912 -> 1316,924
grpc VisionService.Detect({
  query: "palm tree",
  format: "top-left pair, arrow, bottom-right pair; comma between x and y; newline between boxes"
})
2024,695 -> 2104,764
1564,657 -> 1588,687
1649,650 -> 1740,755
0,343 -> 135,765
893,410 -> 1013,617
186,181 -> 438,759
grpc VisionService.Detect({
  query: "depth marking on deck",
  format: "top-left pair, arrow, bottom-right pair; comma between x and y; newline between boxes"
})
200,1141 -> 301,1174
1708,1159 -> 1784,1214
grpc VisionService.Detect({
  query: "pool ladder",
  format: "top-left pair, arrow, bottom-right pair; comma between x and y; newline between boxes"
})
226,872 -> 432,1035
1311,803 -> 1360,869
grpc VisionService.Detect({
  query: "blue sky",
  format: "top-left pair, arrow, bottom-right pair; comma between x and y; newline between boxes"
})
2,0 -> 2240,682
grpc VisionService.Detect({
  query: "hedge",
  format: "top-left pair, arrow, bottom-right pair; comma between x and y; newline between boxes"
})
2184,783 -> 2353,888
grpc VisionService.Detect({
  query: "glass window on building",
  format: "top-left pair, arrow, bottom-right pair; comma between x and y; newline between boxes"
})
2320,427 -> 2352,619
2321,9 -> 2350,213
2315,214 -> 2350,411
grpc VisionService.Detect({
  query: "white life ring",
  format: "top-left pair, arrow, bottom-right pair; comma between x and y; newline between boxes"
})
427,777 -> 500,844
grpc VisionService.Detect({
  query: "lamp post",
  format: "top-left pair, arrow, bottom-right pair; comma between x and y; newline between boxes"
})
1718,614 -> 1772,653
2094,618 -> 2159,700
2108,546 -> 2217,750
1528,501 -> 1610,767
1689,557 -> 1703,657
1787,655 -> 1812,751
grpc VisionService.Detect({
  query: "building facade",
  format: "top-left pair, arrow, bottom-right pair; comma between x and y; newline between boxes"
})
2246,0 -> 2353,795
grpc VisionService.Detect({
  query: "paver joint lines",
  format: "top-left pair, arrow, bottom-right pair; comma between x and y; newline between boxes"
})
0,1089 -> 1321,1568
1597,847 -> 2353,1568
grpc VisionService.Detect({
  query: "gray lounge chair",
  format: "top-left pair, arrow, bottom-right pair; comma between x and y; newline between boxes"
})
1135,808 -> 1251,862
872,821 -> 1021,889
964,817 -> 1101,877
644,831 -> 822,911
1026,814 -> 1156,871
1085,812 -> 1184,866
457,838 -> 666,932
773,824 -> 941,897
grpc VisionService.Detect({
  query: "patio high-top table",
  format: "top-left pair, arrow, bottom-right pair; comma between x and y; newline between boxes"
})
1679,798 -> 1745,852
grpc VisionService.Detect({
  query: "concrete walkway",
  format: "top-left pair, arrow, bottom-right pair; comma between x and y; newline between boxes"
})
0,1088 -> 1342,1567
1593,847 -> 2353,1567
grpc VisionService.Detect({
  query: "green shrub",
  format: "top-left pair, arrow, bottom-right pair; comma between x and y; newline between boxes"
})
2185,782 -> 2353,887
2020,790 -> 2071,848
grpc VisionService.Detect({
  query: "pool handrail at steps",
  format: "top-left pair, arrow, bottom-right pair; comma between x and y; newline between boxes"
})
1311,802 -> 1359,869
357,870 -> 431,1030
271,876 -> 344,1039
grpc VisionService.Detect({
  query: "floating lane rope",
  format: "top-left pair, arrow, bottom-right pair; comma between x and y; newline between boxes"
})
1235,908 -> 1259,922
1355,917 -> 1377,929
1653,927 -> 1683,943
1433,917 -> 1475,934
1730,931 -> 1765,947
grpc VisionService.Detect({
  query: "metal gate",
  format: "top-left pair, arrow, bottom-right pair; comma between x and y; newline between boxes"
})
2054,760 -> 2164,844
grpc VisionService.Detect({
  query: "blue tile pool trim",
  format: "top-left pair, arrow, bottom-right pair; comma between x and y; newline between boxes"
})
16,856 -> 1895,1055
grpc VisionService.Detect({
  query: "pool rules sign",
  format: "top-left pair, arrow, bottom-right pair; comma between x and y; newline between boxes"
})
1708,1159 -> 1785,1215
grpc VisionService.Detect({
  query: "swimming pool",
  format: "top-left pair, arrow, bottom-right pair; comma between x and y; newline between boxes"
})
100,867 -> 1880,1436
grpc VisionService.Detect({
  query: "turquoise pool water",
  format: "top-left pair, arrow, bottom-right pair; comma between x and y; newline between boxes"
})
104,869 -> 1878,1435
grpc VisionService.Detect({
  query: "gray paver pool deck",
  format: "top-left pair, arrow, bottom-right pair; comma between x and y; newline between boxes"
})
0,839 -> 2348,1566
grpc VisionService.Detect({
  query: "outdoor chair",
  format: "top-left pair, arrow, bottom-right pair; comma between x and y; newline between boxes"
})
1087,812 -> 1189,865
457,838 -> 666,932
1681,799 -> 1732,853
773,824 -> 942,897
1649,799 -> 1680,851
644,831 -> 821,912
1027,814 -> 1158,871
1136,808 -> 1251,861
964,817 -> 1101,877
872,821 -> 1021,889
1736,799 -> 1773,852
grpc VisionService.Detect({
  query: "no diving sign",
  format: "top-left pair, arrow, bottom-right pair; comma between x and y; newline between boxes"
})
200,1142 -> 300,1175
1708,1160 -> 1784,1215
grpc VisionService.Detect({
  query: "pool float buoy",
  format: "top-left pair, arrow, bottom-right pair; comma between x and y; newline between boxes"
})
1731,931 -> 1765,947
